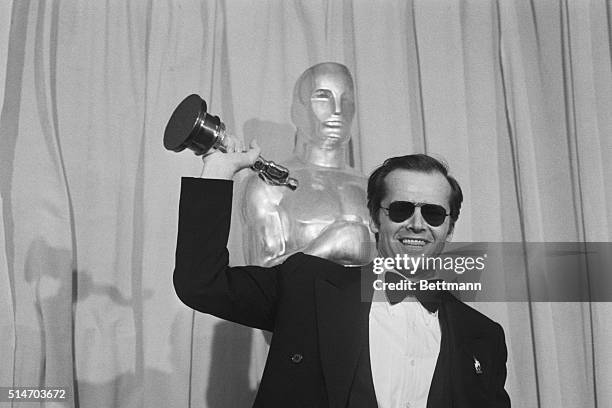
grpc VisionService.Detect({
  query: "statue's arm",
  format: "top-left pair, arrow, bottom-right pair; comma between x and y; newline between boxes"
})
241,177 -> 288,267
299,219 -> 373,266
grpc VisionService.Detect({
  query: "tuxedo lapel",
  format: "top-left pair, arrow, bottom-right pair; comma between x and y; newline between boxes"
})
315,266 -> 373,408
427,293 -> 492,408
446,304 -> 494,407
426,296 -> 453,408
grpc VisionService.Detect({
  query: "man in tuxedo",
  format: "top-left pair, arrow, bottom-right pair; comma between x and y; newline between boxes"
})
173,139 -> 510,407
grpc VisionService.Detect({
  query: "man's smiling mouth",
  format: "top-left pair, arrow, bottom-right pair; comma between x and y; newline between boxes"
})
398,238 -> 429,247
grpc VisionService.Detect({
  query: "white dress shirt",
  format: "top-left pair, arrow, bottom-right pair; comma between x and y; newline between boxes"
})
369,276 -> 441,408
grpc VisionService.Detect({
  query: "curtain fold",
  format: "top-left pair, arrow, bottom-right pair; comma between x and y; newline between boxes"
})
1,1 -> 610,407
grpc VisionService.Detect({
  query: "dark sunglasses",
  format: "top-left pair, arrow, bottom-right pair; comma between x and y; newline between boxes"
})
380,201 -> 449,227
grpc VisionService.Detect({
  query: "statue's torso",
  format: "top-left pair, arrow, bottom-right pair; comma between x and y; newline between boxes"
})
241,160 -> 371,265
278,167 -> 369,251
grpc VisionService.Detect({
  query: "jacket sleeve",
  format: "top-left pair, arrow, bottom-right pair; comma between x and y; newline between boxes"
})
491,323 -> 511,407
173,177 -> 282,331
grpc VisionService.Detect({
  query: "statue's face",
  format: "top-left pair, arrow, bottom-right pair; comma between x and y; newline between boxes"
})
294,63 -> 355,146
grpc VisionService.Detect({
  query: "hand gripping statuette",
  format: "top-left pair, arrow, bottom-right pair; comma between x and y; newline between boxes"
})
164,94 -> 298,190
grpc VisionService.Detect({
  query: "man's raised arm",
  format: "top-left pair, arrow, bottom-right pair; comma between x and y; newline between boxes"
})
173,140 -> 283,331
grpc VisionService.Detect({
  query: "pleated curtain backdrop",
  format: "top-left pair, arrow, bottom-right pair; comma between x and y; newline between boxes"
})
1,0 -> 611,407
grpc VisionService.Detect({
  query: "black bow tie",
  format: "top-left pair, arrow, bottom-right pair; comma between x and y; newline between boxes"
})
384,272 -> 444,313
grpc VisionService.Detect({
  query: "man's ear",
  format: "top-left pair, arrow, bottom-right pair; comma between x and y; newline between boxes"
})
445,223 -> 455,242
369,218 -> 379,234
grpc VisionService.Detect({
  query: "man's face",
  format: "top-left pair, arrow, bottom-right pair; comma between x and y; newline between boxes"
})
304,66 -> 355,144
371,169 -> 454,265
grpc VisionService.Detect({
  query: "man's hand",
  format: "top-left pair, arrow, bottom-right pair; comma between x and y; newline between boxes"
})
201,138 -> 261,180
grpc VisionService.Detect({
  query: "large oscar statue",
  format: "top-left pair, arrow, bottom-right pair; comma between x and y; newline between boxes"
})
241,62 -> 372,267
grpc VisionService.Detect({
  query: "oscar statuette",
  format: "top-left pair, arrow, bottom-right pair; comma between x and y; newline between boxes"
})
164,94 -> 298,190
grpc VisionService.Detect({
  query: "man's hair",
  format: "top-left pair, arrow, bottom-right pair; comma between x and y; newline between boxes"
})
367,154 -> 463,229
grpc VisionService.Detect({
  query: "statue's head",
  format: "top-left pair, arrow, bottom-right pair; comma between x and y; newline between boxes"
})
291,62 -> 355,148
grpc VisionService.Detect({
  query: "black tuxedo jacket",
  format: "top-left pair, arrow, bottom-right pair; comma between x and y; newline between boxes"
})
173,178 -> 510,407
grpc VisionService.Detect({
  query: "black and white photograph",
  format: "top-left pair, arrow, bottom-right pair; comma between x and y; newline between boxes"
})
0,1 -> 611,407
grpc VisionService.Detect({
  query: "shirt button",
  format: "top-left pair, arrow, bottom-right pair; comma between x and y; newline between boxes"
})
290,353 -> 303,363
